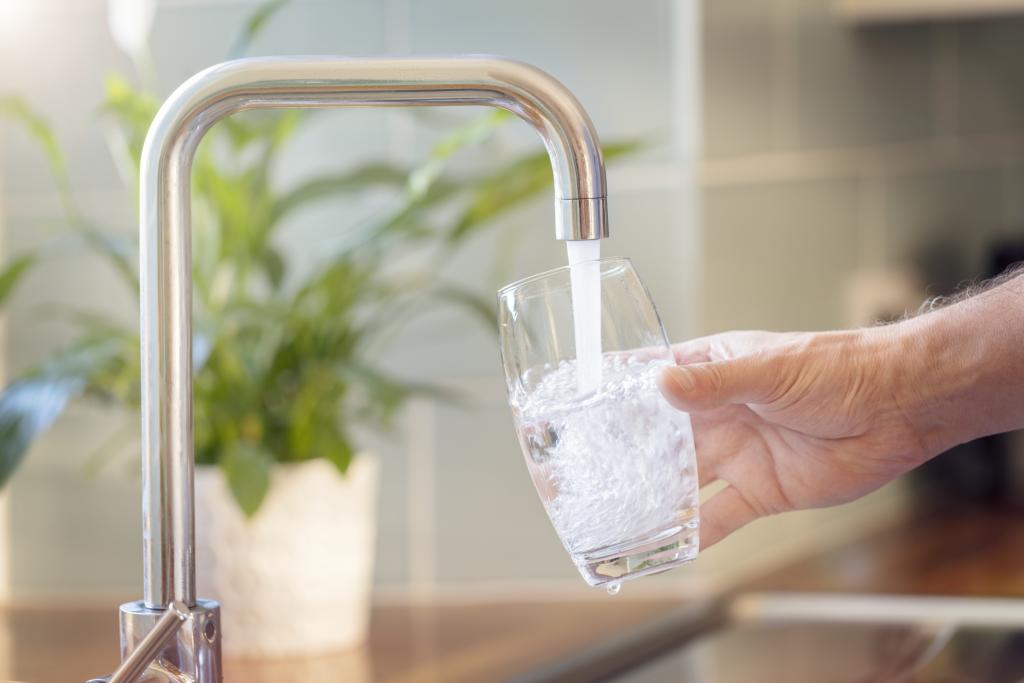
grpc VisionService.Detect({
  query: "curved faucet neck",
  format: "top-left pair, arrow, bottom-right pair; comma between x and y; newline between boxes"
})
138,55 -> 609,608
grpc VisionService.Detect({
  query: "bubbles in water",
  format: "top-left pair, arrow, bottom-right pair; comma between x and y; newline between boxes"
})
512,357 -> 699,555
606,581 -> 621,596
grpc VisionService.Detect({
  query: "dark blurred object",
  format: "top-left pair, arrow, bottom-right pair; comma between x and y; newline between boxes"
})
911,239 -> 1024,509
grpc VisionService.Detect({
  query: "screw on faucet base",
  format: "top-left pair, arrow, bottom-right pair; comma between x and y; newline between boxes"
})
107,600 -> 221,683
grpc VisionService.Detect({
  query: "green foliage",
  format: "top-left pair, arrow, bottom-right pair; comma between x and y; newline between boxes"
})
0,333 -> 133,488
101,73 -> 160,179
221,442 -> 273,517
228,0 -> 292,59
0,96 -> 73,215
2,94 -> 141,292
0,0 -> 638,512
0,255 -> 37,307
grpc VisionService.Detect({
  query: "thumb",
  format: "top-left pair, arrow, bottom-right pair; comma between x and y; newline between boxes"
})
659,356 -> 782,411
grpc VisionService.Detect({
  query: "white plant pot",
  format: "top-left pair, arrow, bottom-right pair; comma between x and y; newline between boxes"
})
195,455 -> 378,658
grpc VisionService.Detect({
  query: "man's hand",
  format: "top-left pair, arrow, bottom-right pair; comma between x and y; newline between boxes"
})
659,327 -> 932,549
660,270 -> 1024,549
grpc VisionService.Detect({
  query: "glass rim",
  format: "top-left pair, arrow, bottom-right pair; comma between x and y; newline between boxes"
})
497,256 -> 634,297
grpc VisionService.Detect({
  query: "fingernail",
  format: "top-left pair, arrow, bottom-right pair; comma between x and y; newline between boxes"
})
667,367 -> 697,392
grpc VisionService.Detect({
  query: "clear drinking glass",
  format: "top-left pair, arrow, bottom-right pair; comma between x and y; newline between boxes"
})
498,257 -> 699,589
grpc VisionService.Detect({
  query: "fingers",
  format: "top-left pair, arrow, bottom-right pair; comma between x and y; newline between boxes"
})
671,330 -> 784,365
672,345 -> 711,365
699,485 -> 761,549
688,405 -> 756,487
660,354 -> 783,412
695,448 -> 717,487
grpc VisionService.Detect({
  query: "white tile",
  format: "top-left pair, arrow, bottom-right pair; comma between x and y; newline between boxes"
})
702,0 -> 779,158
885,167 -> 1010,293
9,407 -> 142,596
431,382 -> 577,584
355,426 -> 411,587
151,0 -> 387,86
957,17 -> 1024,138
409,0 -> 676,152
701,177 -> 862,333
0,4 -> 128,194
791,0 -> 936,150
3,189 -> 136,375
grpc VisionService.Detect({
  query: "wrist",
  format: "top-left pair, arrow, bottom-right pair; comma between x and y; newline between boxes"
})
888,290 -> 1024,455
885,313 -> 971,456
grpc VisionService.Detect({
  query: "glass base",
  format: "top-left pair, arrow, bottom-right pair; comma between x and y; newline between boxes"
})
572,516 -> 699,587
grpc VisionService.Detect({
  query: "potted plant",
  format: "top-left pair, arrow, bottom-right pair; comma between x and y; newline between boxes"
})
0,0 -> 636,657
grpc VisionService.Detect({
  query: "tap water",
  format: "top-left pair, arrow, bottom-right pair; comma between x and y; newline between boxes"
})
566,240 -> 602,395
512,354 -> 699,584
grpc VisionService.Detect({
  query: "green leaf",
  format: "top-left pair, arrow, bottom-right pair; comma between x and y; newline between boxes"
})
42,228 -> 139,293
221,442 -> 273,517
271,164 -> 409,226
3,93 -> 140,292
0,96 -> 76,218
220,116 -> 260,151
407,109 -> 511,200
228,0 -> 292,59
319,427 -> 354,477
336,363 -> 411,428
76,226 -> 139,292
337,362 -> 467,429
268,109 -> 302,148
40,305 -> 134,340
0,335 -> 129,489
0,96 -> 67,184
448,152 -> 550,242
449,139 -> 642,242
260,247 -> 286,289
428,283 -> 499,330
99,74 -> 159,177
81,420 -> 136,479
0,254 -> 36,307
0,376 -> 85,489
219,110 -> 303,154
2,93 -> 141,294
602,139 -> 645,160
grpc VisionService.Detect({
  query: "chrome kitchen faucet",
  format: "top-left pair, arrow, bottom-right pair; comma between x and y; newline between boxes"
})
86,56 -> 608,682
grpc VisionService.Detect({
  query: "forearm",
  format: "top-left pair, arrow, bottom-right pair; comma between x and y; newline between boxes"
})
894,270 -> 1024,455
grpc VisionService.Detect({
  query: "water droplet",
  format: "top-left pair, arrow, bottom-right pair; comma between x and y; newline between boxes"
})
606,581 -> 621,596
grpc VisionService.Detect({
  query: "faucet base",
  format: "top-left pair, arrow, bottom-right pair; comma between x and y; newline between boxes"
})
119,599 -> 222,682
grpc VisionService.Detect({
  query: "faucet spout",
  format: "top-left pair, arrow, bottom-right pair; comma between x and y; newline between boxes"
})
138,56 -> 608,613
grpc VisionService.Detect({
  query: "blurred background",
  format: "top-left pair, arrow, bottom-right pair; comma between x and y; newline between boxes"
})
3,0 -> 1024,681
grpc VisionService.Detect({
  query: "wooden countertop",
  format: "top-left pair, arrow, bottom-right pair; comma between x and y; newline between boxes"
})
745,505 -> 1024,597
6,505 -> 1024,682
1,598 -> 679,683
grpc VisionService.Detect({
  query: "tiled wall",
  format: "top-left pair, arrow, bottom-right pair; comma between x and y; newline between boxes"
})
686,0 -> 1024,598
701,1 -> 1024,333
5,0 -> 1024,601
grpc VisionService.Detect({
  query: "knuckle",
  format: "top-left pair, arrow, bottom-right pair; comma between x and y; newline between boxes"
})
703,364 -> 727,403
760,342 -> 811,404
